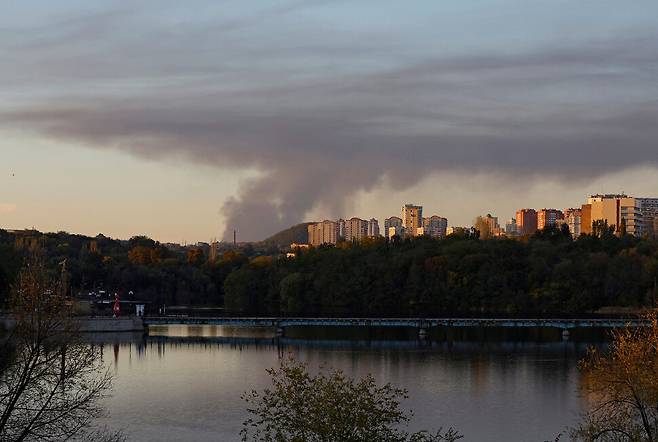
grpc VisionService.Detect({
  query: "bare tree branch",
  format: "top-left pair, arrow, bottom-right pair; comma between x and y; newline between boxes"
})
0,252 -> 123,442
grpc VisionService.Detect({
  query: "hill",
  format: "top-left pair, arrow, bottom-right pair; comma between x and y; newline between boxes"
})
260,223 -> 310,248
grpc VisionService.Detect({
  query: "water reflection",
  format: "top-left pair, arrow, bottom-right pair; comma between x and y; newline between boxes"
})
91,325 -> 605,442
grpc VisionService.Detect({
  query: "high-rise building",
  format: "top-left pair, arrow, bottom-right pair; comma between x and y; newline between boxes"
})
384,216 -> 403,239
367,218 -> 380,237
308,220 -> 340,246
619,197 -> 645,237
423,216 -> 448,239
486,214 -> 500,236
581,204 -> 592,235
475,214 -> 502,238
338,219 -> 346,239
537,209 -> 564,230
638,198 -> 658,239
505,218 -> 517,235
344,217 -> 368,242
588,194 -> 641,236
515,209 -> 538,236
564,208 -> 582,237
402,204 -> 423,236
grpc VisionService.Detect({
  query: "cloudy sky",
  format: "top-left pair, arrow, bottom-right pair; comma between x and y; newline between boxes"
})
1,0 -> 658,242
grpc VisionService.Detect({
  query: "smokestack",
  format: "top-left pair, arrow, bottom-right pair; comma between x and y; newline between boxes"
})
233,230 -> 237,248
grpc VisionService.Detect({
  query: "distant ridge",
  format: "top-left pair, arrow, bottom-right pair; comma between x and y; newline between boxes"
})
260,223 -> 311,247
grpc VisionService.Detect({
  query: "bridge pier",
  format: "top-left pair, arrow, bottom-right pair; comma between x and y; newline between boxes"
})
561,329 -> 570,341
276,326 -> 285,337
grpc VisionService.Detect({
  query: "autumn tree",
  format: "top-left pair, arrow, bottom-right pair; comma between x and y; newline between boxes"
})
572,311 -> 658,441
186,248 -> 205,266
241,357 -> 461,442
127,245 -> 165,265
0,253 -> 121,442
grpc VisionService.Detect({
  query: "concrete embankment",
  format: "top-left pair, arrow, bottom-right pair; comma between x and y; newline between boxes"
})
76,317 -> 144,332
0,316 -> 144,333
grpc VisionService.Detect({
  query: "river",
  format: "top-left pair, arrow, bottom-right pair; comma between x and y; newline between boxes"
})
95,325 -> 606,441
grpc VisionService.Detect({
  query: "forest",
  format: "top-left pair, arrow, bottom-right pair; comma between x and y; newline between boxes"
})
1,225 -> 657,317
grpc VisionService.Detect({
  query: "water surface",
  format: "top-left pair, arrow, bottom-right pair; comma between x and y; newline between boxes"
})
97,325 -> 602,441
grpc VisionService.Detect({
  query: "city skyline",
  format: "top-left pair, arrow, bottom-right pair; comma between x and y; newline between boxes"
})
2,1 -> 658,242
4,187 -> 658,244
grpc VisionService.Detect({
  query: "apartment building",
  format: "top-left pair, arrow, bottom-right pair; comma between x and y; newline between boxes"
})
367,218 -> 380,237
384,216 -> 403,239
343,217 -> 369,242
537,209 -> 564,230
515,209 -> 538,236
587,194 -> 641,236
505,218 -> 517,235
307,220 -> 340,246
423,215 -> 448,239
402,204 -> 423,236
564,208 -> 582,237
638,198 -> 658,239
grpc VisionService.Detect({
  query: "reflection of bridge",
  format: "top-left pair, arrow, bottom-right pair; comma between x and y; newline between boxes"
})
143,317 -> 647,339
142,335 -> 595,353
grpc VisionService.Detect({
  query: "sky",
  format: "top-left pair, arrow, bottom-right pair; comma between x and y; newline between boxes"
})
1,0 -> 658,242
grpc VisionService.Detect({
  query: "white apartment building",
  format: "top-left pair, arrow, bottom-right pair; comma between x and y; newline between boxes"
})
505,219 -> 517,235
384,216 -> 403,239
564,208 -> 582,238
344,217 -> 368,242
638,198 -> 658,239
307,220 -> 340,246
402,204 -> 423,236
423,216 -> 448,239
367,218 -> 380,237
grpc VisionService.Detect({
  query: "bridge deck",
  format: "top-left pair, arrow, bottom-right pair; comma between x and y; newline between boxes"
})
143,317 -> 647,329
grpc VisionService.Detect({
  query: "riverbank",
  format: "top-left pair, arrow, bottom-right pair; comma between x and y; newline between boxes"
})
0,316 -> 144,333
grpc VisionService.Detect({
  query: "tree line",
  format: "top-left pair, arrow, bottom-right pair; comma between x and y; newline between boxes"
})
1,226 -> 657,316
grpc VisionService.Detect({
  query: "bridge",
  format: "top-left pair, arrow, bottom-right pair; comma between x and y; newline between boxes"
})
143,317 -> 648,339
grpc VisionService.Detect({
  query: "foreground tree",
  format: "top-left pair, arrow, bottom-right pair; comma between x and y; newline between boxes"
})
0,254 -> 121,442
572,312 -> 658,441
241,357 -> 461,442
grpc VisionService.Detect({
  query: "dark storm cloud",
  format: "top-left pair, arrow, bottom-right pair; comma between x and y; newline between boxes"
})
2,5 -> 658,240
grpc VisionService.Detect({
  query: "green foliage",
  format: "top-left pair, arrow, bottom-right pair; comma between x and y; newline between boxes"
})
592,220 -> 616,239
2,229 -> 658,316
279,273 -> 311,314
236,234 -> 656,317
224,267 -> 263,313
241,357 -> 462,442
